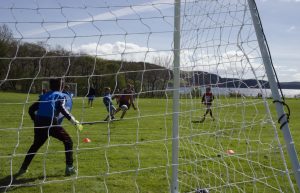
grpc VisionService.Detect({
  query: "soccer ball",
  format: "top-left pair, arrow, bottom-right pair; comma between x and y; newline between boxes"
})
121,104 -> 128,111
195,188 -> 209,193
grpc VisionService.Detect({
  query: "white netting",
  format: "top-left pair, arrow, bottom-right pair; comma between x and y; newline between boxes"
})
0,0 -> 298,193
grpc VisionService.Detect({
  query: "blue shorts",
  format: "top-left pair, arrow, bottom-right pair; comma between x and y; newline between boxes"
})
88,95 -> 95,101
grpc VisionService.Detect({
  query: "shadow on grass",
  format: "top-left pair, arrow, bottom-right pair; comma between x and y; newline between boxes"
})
0,174 -> 61,193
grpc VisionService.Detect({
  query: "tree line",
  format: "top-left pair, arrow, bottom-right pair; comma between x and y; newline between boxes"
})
0,25 -> 173,97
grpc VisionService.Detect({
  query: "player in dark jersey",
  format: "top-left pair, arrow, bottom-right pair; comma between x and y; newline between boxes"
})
87,87 -> 96,108
115,84 -> 136,119
15,79 -> 82,178
200,87 -> 215,122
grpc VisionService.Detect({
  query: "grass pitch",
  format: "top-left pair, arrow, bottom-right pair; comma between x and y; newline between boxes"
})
1,92 -> 300,193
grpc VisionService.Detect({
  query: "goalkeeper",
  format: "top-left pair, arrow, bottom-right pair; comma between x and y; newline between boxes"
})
16,78 -> 83,177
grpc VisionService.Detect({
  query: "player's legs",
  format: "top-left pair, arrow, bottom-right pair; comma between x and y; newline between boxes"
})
204,109 -> 209,116
104,106 -> 110,121
49,126 -> 73,167
115,103 -> 123,114
50,126 -> 75,176
209,109 -> 215,120
120,110 -> 126,119
110,105 -> 116,119
20,126 -> 48,171
203,105 -> 211,117
104,105 -> 116,121
203,105 -> 214,121
200,105 -> 211,122
114,107 -> 121,114
104,114 -> 111,121
88,96 -> 94,107
116,102 -> 128,119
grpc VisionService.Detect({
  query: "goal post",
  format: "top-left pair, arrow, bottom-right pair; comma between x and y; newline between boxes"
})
174,0 -> 300,192
171,0 -> 181,193
247,0 -> 300,188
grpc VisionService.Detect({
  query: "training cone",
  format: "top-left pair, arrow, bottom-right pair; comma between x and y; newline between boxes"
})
226,149 -> 235,155
83,138 -> 91,143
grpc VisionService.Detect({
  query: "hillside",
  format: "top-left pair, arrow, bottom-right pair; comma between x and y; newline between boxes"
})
279,82 -> 300,89
182,71 -> 300,89
182,71 -> 270,88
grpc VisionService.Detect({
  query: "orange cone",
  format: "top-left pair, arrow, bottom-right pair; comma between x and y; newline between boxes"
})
226,149 -> 235,155
83,138 -> 91,143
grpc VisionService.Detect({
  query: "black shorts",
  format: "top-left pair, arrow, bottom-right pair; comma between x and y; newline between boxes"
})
34,116 -> 72,143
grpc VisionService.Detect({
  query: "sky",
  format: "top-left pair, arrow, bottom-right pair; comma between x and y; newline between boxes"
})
256,0 -> 300,82
0,0 -> 299,82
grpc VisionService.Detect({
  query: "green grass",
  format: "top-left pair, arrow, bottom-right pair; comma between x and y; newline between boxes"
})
1,92 -> 300,193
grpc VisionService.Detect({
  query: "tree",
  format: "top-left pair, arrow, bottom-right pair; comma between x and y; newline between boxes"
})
0,24 -> 13,56
0,24 -> 14,90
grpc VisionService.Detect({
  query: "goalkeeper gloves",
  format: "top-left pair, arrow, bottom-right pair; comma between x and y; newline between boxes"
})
70,117 -> 83,131
74,120 -> 83,132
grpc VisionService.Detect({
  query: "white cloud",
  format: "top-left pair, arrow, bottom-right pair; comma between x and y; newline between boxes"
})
73,41 -> 171,63
180,49 -> 264,79
282,68 -> 297,72
73,40 -> 300,83
286,26 -> 296,32
74,41 -> 267,80
24,0 -> 174,36
291,73 -> 300,81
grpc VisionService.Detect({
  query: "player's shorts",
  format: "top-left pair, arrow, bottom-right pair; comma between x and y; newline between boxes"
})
119,101 -> 130,109
88,95 -> 95,101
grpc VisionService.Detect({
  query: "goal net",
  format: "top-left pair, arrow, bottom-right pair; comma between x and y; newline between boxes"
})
42,81 -> 77,97
0,0 -> 299,193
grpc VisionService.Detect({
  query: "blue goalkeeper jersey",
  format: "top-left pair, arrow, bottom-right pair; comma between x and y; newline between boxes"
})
36,91 -> 65,118
28,91 -> 73,124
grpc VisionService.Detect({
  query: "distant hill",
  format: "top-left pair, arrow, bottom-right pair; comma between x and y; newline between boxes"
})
182,71 -> 270,88
279,82 -> 300,89
182,71 -> 300,89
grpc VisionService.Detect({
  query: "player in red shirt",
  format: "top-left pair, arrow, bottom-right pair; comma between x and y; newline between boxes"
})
115,84 -> 136,119
200,87 -> 215,122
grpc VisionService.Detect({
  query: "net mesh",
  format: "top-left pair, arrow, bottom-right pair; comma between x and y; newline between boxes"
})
0,0 -> 297,193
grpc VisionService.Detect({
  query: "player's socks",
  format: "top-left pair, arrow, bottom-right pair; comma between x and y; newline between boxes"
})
65,165 -> 76,176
